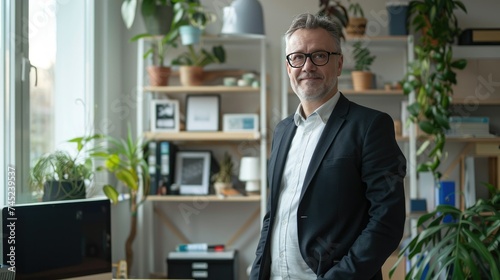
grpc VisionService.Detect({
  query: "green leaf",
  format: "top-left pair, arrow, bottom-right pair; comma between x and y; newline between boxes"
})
419,120 -> 435,134
116,169 -> 138,191
121,0 -> 137,29
103,184 -> 119,204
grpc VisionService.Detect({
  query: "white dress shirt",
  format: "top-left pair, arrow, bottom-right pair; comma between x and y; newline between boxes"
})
270,92 -> 340,280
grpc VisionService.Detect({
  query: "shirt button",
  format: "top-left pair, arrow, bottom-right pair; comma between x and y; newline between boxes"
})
282,220 -> 287,225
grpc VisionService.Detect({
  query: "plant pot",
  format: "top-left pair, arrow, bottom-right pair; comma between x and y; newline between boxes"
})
147,66 -> 171,86
214,182 -> 233,196
179,66 -> 204,86
346,17 -> 367,36
43,180 -> 86,201
351,71 -> 374,91
179,25 -> 202,45
142,4 -> 174,35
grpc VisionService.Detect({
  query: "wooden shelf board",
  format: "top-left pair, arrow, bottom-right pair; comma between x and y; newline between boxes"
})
287,89 -> 404,96
445,137 -> 500,143
452,98 -> 500,105
147,194 -> 261,202
144,85 -> 260,93
343,89 -> 404,95
143,131 -> 261,141
452,45 -> 500,59
345,35 -> 410,43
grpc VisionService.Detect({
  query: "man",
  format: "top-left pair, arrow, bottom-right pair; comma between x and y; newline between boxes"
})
250,13 -> 406,280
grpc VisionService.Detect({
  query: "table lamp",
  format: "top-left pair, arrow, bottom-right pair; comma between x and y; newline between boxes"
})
239,157 -> 260,193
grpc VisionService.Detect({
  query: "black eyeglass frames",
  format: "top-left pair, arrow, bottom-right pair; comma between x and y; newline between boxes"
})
286,51 -> 341,68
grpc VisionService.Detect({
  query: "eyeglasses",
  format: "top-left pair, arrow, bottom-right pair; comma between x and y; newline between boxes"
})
286,51 -> 341,68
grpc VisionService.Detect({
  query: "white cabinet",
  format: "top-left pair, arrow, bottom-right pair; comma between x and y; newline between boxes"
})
135,35 -> 267,278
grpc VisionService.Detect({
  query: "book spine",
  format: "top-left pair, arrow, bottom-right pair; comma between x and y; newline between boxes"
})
158,141 -> 177,195
449,116 -> 489,123
146,141 -> 158,195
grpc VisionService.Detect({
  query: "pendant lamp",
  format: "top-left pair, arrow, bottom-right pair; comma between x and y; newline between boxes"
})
221,0 -> 265,35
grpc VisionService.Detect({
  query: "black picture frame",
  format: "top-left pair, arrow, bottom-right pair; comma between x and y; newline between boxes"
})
151,99 -> 180,132
175,151 -> 212,195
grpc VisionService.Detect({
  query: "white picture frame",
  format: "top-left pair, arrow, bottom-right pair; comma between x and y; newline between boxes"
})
223,114 -> 259,132
186,95 -> 220,131
151,99 -> 180,132
175,151 -> 211,195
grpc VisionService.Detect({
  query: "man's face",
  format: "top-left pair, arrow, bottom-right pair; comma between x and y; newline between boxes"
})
286,28 -> 343,103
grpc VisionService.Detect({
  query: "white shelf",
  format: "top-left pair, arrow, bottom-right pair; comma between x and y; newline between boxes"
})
453,45 -> 500,59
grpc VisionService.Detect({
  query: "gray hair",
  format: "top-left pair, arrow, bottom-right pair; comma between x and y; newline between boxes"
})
285,13 -> 342,54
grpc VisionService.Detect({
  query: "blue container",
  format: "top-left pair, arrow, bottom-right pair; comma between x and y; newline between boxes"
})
387,2 -> 409,35
438,181 -> 456,223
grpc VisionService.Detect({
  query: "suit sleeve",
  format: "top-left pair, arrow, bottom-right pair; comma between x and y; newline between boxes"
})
321,112 -> 407,279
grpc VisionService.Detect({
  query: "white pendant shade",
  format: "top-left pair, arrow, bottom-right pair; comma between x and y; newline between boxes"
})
221,0 -> 265,35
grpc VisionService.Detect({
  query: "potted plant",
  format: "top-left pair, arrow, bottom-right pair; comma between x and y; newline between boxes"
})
212,152 -> 235,195
121,0 -> 174,35
318,0 -> 349,39
90,129 -> 150,276
345,0 -> 367,36
172,0 -> 215,45
132,29 -> 179,86
390,184 -> 500,279
172,44 -> 226,86
402,0 -> 467,178
29,136 -> 95,201
351,41 -> 375,91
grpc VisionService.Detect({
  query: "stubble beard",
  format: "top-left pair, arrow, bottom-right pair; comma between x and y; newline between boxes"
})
292,78 -> 337,103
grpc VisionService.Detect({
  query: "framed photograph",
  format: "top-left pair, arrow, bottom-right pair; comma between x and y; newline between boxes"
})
223,114 -> 259,132
175,151 -> 211,195
186,95 -> 220,131
151,99 -> 180,132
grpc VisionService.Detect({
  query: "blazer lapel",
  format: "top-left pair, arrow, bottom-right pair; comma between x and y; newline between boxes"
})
270,119 -> 297,209
300,93 -> 350,200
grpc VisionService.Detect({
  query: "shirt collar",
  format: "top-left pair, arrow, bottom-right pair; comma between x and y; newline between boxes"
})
293,91 -> 340,126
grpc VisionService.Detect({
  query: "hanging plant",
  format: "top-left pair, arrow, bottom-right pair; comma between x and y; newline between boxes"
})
402,0 -> 467,179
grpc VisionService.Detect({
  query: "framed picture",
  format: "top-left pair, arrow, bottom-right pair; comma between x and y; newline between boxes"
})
175,151 -> 211,195
223,114 -> 259,132
186,95 -> 220,131
151,99 -> 180,132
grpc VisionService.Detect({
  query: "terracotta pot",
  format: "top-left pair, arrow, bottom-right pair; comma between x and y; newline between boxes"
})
346,17 -> 367,36
179,66 -> 204,86
351,71 -> 374,91
147,66 -> 171,86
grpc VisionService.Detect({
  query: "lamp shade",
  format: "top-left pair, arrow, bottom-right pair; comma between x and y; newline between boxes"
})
239,157 -> 260,192
220,0 -> 265,35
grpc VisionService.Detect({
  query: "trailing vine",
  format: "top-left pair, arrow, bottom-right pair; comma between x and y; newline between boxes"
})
403,0 -> 467,179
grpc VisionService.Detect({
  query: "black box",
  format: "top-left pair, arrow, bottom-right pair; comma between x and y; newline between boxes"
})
167,250 -> 238,280
459,28 -> 500,45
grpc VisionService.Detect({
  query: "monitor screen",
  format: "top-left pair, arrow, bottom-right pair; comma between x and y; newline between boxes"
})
1,198 -> 111,280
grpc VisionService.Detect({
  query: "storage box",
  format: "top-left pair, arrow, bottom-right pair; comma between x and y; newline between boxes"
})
167,250 -> 238,280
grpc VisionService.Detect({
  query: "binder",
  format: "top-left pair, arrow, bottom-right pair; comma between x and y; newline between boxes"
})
145,141 -> 159,195
158,141 -> 178,195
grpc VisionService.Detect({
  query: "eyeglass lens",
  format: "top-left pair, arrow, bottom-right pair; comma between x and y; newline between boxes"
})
287,51 -> 331,67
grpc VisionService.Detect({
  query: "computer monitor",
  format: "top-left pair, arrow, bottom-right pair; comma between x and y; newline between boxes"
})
1,198 -> 112,280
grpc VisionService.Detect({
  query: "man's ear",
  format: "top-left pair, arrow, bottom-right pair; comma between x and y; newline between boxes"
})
337,55 -> 344,76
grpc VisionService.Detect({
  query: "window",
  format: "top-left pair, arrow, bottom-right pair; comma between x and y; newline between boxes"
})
1,0 -> 94,205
